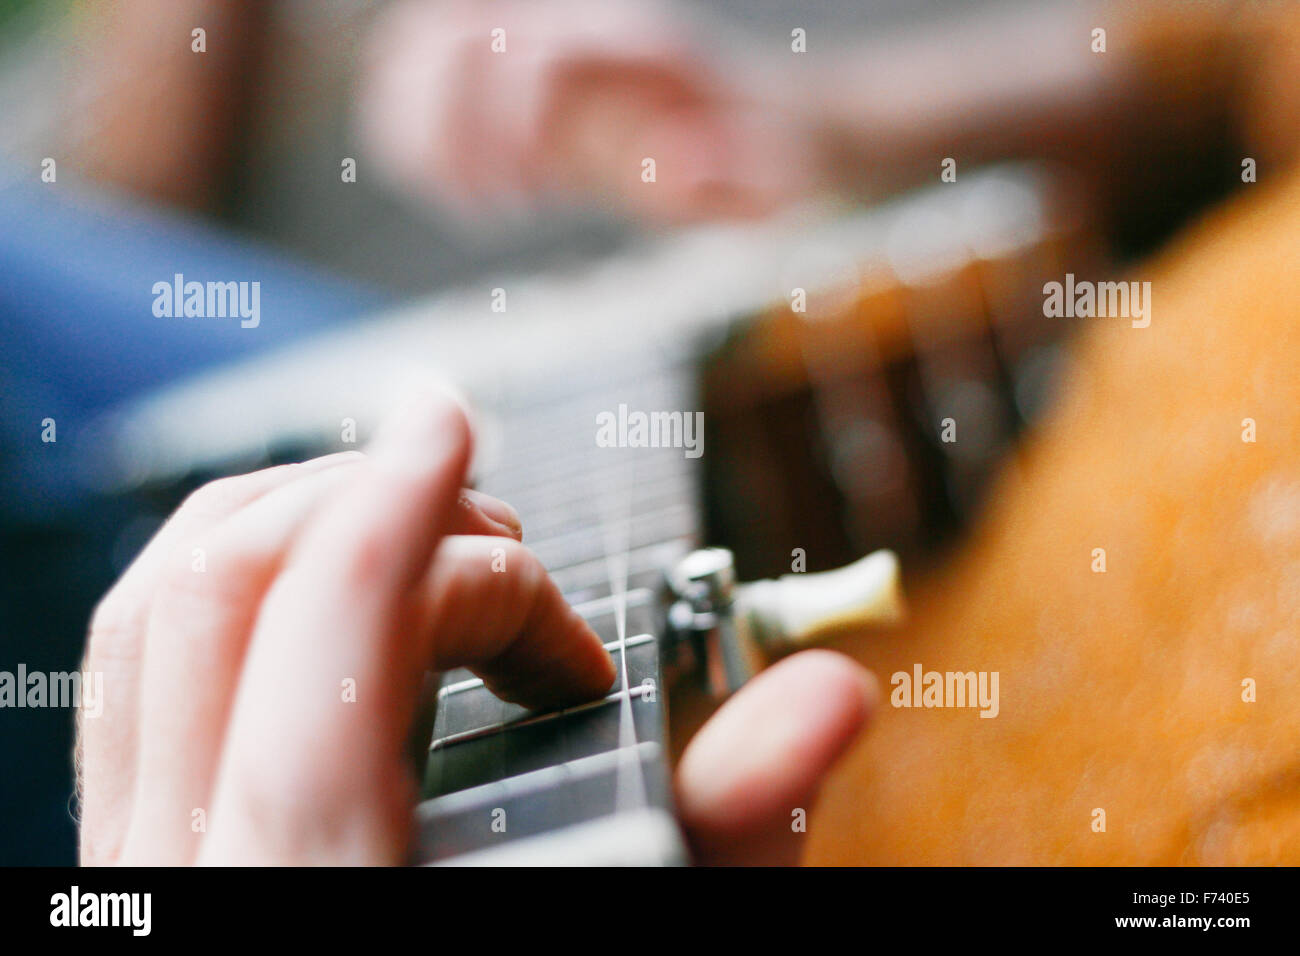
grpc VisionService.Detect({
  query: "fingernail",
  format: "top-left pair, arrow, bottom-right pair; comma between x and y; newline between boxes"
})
460,488 -> 523,539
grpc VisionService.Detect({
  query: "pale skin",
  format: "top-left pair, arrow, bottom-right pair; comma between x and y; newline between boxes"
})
358,0 -> 1122,225
78,393 -> 878,866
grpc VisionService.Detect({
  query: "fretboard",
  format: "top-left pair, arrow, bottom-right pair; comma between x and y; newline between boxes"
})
414,357 -> 703,865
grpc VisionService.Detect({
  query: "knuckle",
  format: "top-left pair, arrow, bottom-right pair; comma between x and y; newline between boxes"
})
217,747 -> 403,863
154,531 -> 267,611
501,539 -> 545,587
155,539 -> 211,599
178,470 -> 276,524
328,526 -> 393,591
177,477 -> 240,521
447,534 -> 533,578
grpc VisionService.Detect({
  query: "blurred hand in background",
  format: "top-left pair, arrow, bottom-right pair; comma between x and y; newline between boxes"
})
357,0 -> 819,225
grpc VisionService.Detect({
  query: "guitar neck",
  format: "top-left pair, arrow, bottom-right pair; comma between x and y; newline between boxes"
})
416,359 -> 703,865
413,168 -> 1092,864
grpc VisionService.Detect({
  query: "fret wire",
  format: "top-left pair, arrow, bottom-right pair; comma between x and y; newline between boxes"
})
417,742 -> 664,821
436,633 -> 657,700
569,587 -> 655,619
425,353 -> 696,859
596,455 -> 654,815
430,681 -> 655,751
558,563 -> 680,612
527,503 -> 697,573
549,539 -> 692,597
493,472 -> 693,539
483,442 -> 689,505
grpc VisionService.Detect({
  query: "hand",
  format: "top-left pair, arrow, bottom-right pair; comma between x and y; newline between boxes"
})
78,393 -> 874,865
356,0 -> 820,225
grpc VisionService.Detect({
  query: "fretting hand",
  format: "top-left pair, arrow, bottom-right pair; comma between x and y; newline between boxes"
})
78,394 -> 875,865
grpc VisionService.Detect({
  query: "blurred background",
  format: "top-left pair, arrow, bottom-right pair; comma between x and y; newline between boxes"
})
1,0 -> 980,293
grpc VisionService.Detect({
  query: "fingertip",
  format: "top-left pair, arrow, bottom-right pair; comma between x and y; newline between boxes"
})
584,617 -> 619,693
372,388 -> 475,478
449,548 -> 618,712
495,613 -> 616,710
674,649 -> 877,854
787,648 -> 879,731
291,390 -> 476,597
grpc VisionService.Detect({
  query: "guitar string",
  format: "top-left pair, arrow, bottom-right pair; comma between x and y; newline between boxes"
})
596,450 -> 653,816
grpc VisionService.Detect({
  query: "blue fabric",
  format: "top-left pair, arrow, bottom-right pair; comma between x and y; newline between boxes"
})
0,178 -> 387,515
0,178 -> 392,863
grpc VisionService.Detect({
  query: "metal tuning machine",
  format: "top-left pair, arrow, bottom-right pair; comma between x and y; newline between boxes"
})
665,548 -> 906,698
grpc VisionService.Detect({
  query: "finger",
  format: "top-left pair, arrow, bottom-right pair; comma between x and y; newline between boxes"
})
123,456 -> 366,862
455,489 -> 523,540
416,535 -> 615,709
203,393 -> 475,864
674,650 -> 878,866
123,461 -> 521,861
494,1 -> 703,193
78,451 -> 357,865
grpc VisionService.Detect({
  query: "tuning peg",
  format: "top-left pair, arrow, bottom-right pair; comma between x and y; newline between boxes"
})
738,550 -> 905,653
666,548 -> 904,697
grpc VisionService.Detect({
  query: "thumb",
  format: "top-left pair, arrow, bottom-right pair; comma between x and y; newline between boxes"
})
674,650 -> 878,865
